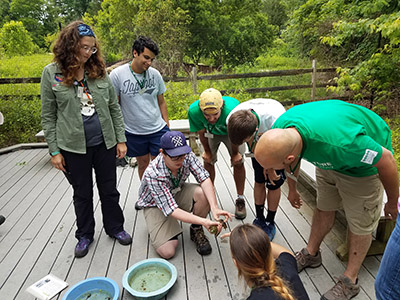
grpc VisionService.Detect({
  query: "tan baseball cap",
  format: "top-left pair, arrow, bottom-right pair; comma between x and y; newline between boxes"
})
199,88 -> 223,114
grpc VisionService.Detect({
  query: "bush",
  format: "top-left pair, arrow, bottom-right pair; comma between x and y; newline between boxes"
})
0,96 -> 42,147
0,21 -> 39,57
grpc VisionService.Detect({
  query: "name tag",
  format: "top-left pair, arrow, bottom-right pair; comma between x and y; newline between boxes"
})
204,132 -> 214,138
245,152 -> 254,158
171,187 -> 181,195
139,88 -> 146,95
77,86 -> 84,98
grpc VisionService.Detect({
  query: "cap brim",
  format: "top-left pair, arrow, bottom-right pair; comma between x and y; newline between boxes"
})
164,145 -> 192,157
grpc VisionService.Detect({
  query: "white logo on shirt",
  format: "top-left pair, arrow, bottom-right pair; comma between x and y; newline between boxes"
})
171,136 -> 183,147
361,149 -> 378,165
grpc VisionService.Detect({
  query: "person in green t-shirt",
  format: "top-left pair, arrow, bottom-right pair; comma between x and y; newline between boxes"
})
254,100 -> 399,300
188,88 -> 246,219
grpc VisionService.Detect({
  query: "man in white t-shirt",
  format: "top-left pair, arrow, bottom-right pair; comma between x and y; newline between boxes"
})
227,98 -> 286,241
110,37 -> 170,209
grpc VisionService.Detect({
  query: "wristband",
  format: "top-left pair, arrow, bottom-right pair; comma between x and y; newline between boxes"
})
50,151 -> 60,156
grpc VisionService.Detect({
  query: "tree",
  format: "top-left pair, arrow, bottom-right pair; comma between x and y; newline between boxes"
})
92,0 -> 191,74
0,20 -> 38,56
9,0 -> 57,48
285,0 -> 400,110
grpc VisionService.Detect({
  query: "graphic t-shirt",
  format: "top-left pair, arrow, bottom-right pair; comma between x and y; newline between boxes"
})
273,100 -> 392,177
110,64 -> 167,135
188,96 -> 239,135
76,78 -> 103,147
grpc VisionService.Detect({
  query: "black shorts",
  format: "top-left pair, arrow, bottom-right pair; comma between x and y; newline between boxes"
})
251,158 -> 286,190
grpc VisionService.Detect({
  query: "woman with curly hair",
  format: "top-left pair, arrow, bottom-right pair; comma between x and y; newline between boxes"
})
230,224 -> 309,300
41,21 -> 132,258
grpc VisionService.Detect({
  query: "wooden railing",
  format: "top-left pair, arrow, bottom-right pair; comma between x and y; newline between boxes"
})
0,60 -> 342,102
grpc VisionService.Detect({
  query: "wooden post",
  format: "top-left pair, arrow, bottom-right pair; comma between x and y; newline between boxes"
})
191,66 -> 197,95
311,59 -> 317,101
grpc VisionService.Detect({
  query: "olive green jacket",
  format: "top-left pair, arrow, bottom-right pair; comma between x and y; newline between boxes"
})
40,63 -> 126,154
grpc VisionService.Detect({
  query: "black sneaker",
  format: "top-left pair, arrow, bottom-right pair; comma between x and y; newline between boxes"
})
113,230 -> 132,245
75,237 -> 93,258
0,215 -> 5,226
190,226 -> 212,255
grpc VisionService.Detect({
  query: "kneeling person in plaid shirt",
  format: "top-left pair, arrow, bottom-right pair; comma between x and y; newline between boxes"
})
137,131 -> 232,259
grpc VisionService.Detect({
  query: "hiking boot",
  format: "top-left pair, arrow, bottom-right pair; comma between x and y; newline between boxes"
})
234,198 -> 246,219
190,225 -> 212,255
135,201 -> 144,210
75,237 -> 93,258
295,247 -> 322,272
321,275 -> 360,300
253,218 -> 276,241
0,215 -> 5,226
113,230 -> 132,245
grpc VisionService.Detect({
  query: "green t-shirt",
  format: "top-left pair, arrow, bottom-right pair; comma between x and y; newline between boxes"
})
188,96 -> 240,135
273,100 -> 393,177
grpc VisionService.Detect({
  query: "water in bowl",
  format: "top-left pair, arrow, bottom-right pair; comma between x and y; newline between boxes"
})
76,289 -> 112,300
129,265 -> 171,293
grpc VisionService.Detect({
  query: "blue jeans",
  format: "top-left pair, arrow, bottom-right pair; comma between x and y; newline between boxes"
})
375,213 -> 400,300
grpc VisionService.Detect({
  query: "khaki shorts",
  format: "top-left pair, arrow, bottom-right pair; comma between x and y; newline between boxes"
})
143,183 -> 200,249
316,168 -> 383,235
208,134 -> 246,165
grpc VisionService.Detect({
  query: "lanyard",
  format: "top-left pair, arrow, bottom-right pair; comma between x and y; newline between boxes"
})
246,109 -> 260,153
78,79 -> 91,101
129,61 -> 146,89
168,168 -> 182,189
206,123 -> 216,133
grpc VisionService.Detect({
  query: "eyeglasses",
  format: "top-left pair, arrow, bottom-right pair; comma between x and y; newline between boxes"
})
167,153 -> 186,161
81,45 -> 97,54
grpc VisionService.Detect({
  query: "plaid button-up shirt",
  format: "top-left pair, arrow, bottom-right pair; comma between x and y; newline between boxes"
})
138,152 -> 209,216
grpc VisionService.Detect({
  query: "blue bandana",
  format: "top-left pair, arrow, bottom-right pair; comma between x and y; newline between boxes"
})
77,24 -> 95,38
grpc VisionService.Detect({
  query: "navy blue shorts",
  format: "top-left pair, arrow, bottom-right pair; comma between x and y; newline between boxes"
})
251,157 -> 286,190
125,125 -> 169,157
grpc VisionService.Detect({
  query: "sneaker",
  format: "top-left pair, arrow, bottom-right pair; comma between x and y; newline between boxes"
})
253,218 -> 276,241
321,275 -> 360,300
190,226 -> 212,255
75,237 -> 93,258
0,215 -> 5,226
295,247 -> 322,272
135,201 -> 144,210
114,230 -> 132,245
234,198 -> 246,219
116,157 -> 128,167
128,157 -> 138,167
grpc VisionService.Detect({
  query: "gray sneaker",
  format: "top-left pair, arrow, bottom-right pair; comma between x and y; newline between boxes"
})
321,275 -> 360,300
295,247 -> 322,272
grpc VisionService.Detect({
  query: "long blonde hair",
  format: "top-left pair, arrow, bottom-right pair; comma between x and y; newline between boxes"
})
230,224 -> 295,300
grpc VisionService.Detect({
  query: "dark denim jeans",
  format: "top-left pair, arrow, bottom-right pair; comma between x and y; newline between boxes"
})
375,213 -> 400,300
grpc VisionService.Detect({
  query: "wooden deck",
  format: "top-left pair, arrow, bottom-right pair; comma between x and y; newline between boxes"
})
0,145 -> 380,300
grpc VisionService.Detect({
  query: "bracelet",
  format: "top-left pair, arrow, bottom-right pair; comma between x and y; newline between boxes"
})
50,151 -> 60,156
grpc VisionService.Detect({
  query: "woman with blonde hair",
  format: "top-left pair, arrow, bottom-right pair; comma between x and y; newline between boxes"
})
41,21 -> 132,258
230,224 -> 309,300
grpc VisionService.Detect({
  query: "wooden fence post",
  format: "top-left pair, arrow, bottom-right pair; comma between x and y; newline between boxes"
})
311,59 -> 317,100
191,66 -> 197,95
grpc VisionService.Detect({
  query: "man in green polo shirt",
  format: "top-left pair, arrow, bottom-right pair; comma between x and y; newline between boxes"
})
254,100 -> 399,300
188,88 -> 246,219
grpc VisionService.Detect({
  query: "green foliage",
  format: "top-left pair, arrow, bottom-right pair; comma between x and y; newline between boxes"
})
385,117 -> 400,173
92,0 -> 191,75
9,0 -> 57,48
0,20 -> 38,56
0,53 -> 52,77
0,96 -> 42,147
